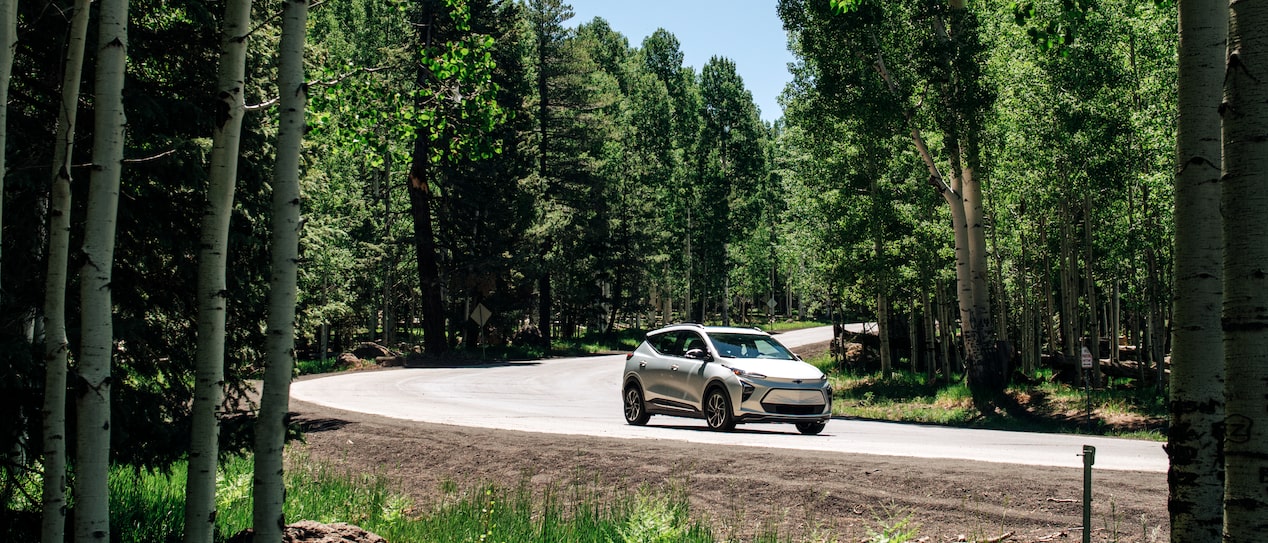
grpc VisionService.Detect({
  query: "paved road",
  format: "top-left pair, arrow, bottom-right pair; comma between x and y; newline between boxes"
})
291,325 -> 1167,473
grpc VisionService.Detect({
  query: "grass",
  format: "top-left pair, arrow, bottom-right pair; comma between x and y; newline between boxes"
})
96,454 -> 724,543
808,354 -> 1168,440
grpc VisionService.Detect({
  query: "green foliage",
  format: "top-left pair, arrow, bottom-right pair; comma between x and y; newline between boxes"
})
616,491 -> 695,543
109,465 -> 189,543
96,455 -> 718,543
866,513 -> 920,543
823,366 -> 1165,438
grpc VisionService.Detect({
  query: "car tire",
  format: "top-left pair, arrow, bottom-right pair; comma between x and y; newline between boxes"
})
795,420 -> 827,435
703,387 -> 736,431
623,384 -> 651,426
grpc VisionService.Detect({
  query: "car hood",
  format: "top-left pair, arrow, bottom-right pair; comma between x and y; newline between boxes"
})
721,358 -> 825,380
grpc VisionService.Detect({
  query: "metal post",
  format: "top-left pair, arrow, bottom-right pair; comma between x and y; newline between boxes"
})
1082,445 -> 1095,543
1086,369 -> 1093,432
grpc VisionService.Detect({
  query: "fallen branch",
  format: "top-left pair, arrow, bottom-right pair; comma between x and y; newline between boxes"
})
1046,497 -> 1078,503
976,532 -> 1015,543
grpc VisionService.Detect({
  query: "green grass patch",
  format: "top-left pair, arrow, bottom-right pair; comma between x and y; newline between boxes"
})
100,454 -> 724,542
813,354 -> 1166,439
550,328 -> 645,357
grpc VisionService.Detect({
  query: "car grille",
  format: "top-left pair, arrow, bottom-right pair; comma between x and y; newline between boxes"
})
760,403 -> 825,416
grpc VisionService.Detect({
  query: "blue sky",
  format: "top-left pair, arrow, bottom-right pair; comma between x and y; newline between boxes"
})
566,1 -> 795,124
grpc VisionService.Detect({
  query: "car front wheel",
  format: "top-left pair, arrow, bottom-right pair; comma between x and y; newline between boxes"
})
795,420 -> 827,435
623,385 -> 651,425
703,388 -> 736,431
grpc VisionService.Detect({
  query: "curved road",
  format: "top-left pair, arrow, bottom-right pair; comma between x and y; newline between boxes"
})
291,325 -> 1166,472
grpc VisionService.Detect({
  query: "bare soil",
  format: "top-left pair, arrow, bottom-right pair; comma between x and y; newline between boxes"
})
289,366 -> 1169,543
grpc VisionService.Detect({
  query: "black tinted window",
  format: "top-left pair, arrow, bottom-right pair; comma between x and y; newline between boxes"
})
647,330 -> 706,357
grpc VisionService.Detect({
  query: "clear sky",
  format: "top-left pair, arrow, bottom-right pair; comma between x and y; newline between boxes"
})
565,1 -> 795,124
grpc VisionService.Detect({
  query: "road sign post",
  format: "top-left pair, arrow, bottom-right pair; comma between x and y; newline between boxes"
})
471,303 -> 492,360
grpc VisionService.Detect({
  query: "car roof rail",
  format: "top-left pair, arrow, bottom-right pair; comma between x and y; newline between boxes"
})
670,321 -> 705,328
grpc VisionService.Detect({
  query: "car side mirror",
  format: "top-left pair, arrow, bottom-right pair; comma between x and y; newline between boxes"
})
685,348 -> 712,362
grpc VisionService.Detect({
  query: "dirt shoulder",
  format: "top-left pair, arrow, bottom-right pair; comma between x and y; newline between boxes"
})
289,399 -> 1168,543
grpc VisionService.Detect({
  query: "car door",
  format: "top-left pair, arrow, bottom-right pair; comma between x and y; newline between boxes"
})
669,331 -> 710,408
638,331 -> 685,405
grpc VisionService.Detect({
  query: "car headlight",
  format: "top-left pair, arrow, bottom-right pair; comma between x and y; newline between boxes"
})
726,366 -> 766,379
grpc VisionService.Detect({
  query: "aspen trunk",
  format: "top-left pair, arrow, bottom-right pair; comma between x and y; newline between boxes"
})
878,291 -> 891,379
0,0 -> 14,295
1222,1 -> 1268,539
76,0 -> 130,539
252,0 -> 308,540
1059,201 -> 1079,386
382,151 -> 397,347
908,306 -> 919,373
1110,282 -> 1120,366
186,2 -> 253,541
937,278 -> 954,378
41,1 -> 92,541
922,284 -> 935,380
1083,193 -> 1101,387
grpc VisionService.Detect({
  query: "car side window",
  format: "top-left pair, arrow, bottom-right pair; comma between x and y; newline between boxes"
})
648,332 -> 680,356
682,333 -> 706,356
647,332 -> 666,354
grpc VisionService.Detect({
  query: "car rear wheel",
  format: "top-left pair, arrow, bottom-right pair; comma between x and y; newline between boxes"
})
623,385 -> 651,425
795,420 -> 827,435
703,388 -> 736,431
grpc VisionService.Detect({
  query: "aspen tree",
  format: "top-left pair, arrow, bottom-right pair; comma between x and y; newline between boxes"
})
185,1 -> 253,541
76,0 -> 129,539
1222,0 -> 1268,539
252,0 -> 308,539
41,1 -> 92,541
1167,1 -> 1225,541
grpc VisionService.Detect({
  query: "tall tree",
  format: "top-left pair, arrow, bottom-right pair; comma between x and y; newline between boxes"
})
638,29 -> 699,321
1167,0 -> 1225,541
0,0 -> 15,297
76,0 -> 130,539
1222,1 -> 1268,539
407,0 -> 505,355
527,0 -> 573,348
782,0 -> 1003,398
526,0 -> 620,339
253,0 -> 308,539
41,1 -> 93,541
186,1 -> 253,541
696,56 -> 765,324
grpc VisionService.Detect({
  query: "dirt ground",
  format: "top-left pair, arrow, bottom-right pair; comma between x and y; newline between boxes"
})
289,364 -> 1169,543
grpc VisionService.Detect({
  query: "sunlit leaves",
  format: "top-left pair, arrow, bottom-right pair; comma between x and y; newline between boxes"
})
415,0 -> 506,164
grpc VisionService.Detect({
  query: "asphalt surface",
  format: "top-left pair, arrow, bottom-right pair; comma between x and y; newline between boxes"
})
290,325 -> 1167,473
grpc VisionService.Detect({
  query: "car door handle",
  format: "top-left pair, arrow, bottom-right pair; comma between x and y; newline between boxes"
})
639,361 -> 647,368
671,364 -> 679,371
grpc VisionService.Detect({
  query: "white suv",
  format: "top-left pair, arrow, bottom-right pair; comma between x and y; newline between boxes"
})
622,324 -> 832,435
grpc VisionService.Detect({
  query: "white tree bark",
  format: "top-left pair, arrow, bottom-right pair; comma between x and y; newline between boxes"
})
41,2 -> 93,541
76,0 -> 129,540
0,0 -> 15,294
185,1 -> 253,542
1223,1 -> 1268,540
1168,2 -> 1225,537
253,0 -> 308,540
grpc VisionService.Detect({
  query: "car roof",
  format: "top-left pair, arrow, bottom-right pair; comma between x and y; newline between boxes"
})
646,323 -> 771,337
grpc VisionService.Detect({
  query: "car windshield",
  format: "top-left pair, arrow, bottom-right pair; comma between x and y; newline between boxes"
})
707,333 -> 796,360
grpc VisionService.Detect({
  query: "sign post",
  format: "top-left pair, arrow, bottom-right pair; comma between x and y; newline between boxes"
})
1081,445 -> 1096,543
471,303 -> 492,360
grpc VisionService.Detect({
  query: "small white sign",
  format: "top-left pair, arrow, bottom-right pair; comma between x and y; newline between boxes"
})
767,296 -> 778,309
470,303 -> 492,326
1081,346 -> 1094,369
